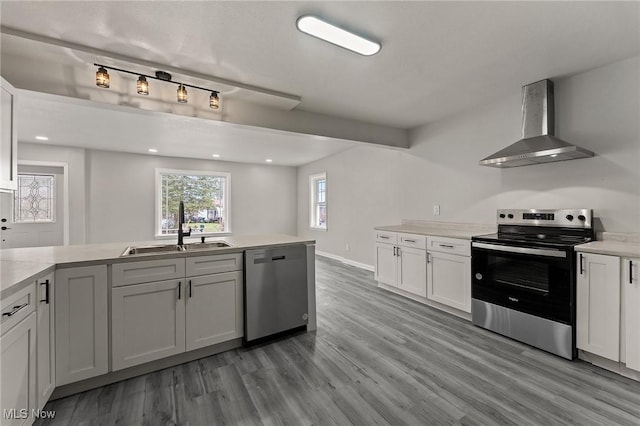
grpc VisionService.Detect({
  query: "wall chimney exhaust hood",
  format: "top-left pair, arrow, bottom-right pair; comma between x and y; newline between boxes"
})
479,79 -> 594,168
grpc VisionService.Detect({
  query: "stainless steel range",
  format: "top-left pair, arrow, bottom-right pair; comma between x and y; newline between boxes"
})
471,209 -> 594,359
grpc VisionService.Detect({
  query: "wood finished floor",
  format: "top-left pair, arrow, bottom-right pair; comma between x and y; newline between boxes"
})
36,256 -> 640,426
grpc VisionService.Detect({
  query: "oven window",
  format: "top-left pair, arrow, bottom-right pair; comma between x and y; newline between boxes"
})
489,256 -> 549,293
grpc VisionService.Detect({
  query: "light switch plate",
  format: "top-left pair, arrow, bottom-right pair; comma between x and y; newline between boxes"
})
433,205 -> 440,215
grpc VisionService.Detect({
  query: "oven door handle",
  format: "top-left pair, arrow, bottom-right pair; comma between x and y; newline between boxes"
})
472,242 -> 567,258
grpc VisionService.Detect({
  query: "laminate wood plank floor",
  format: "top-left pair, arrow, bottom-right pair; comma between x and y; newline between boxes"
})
36,256 -> 640,426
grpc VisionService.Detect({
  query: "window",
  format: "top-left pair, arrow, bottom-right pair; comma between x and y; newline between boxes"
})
156,169 -> 230,236
13,174 -> 56,223
309,172 -> 327,230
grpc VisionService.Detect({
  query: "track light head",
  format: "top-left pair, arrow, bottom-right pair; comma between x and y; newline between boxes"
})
177,84 -> 188,103
137,76 -> 149,95
96,66 -> 110,88
209,92 -> 220,110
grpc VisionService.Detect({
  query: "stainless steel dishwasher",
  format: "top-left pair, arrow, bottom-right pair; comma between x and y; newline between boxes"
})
244,244 -> 309,344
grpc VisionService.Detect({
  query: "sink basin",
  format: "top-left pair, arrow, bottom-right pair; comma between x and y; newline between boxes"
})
182,241 -> 231,250
121,244 -> 185,256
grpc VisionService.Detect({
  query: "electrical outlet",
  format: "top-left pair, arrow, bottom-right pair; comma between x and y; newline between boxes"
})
433,204 -> 440,215
345,243 -> 350,251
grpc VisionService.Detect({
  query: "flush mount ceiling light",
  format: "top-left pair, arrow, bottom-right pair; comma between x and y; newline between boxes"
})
296,15 -> 381,56
94,64 -> 220,109
35,135 -> 49,141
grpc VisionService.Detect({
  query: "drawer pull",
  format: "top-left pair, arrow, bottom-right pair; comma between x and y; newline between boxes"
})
404,239 -> 416,243
2,303 -> 28,318
379,235 -> 389,239
439,244 -> 454,249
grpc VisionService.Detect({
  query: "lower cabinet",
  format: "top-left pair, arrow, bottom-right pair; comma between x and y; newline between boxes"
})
1,310 -> 37,426
36,273 -> 55,409
111,279 -> 186,371
111,256 -> 244,371
623,257 -> 640,370
427,250 -> 471,313
397,246 -> 427,297
576,253 -> 621,361
186,271 -> 243,351
374,231 -> 427,298
55,265 -> 109,385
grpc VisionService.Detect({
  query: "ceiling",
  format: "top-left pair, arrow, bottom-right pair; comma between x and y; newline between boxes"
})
1,1 -> 639,165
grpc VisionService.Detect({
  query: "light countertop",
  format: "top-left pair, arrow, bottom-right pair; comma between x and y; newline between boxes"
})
575,241 -> 640,258
375,220 -> 496,240
1,234 -> 314,299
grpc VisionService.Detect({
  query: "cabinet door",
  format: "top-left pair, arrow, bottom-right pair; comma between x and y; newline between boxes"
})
55,265 -> 108,385
1,312 -> 36,426
624,257 -> 640,370
397,246 -> 427,297
186,271 -> 243,351
36,273 -> 55,409
427,251 -> 471,313
0,76 -> 17,192
374,242 -> 397,286
112,279 -> 186,370
576,253 -> 621,361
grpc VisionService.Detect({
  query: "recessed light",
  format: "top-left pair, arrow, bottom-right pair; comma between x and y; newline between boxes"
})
265,159 -> 273,163
148,148 -> 158,153
35,136 -> 49,141
550,154 -> 558,158
212,154 -> 220,158
296,16 -> 381,56
495,162 -> 502,166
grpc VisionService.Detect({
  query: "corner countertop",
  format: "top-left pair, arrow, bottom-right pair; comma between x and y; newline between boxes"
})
1,234 -> 314,300
575,233 -> 640,258
375,220 -> 496,240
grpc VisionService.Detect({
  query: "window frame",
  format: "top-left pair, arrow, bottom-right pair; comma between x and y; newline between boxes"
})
309,172 -> 327,231
13,172 -> 57,224
155,168 -> 231,238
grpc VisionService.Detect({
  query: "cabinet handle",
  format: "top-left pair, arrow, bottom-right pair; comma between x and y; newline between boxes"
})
579,254 -> 584,275
178,281 -> 182,300
189,280 -> 192,298
380,235 -> 389,239
397,247 -> 401,257
439,244 -> 454,249
393,246 -> 396,256
40,279 -> 50,304
2,303 -> 28,318
630,260 -> 634,284
404,239 -> 416,243
427,253 -> 431,263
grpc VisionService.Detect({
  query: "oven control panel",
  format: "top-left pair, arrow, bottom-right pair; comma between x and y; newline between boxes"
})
496,209 -> 592,228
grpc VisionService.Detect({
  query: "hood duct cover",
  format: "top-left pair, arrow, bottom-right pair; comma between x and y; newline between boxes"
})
480,79 -> 594,168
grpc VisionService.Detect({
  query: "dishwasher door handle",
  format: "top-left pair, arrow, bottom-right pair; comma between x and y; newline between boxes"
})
272,256 -> 286,261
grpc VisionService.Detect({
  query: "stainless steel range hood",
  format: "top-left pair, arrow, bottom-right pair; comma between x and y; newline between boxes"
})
480,79 -> 594,168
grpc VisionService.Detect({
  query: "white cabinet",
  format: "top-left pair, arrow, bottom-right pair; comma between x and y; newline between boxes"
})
186,271 -> 243,351
55,265 -> 108,385
1,283 -> 37,426
111,279 -> 186,370
111,254 -> 243,370
36,273 -> 55,409
576,253 -> 621,361
426,236 -> 471,313
374,231 -> 427,298
623,257 -> 640,370
1,76 -> 18,192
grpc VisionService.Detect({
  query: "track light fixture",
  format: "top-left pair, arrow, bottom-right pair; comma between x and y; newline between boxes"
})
94,64 -> 221,109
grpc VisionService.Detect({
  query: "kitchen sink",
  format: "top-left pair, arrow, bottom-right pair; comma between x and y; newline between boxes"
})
182,241 -> 231,250
121,244 -> 185,256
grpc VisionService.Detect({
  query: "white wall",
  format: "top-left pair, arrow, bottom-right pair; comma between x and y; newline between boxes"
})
18,145 -> 298,244
297,56 -> 640,266
18,144 -> 87,244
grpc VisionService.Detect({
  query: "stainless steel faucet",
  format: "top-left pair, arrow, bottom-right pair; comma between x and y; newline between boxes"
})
178,201 -> 191,245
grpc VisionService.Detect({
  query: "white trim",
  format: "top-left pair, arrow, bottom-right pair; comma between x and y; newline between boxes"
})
17,160 -> 70,246
155,168 -> 231,237
315,250 -> 375,272
309,172 -> 327,230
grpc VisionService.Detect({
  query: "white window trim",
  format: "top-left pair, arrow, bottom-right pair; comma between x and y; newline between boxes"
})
154,168 -> 231,239
309,172 -> 327,231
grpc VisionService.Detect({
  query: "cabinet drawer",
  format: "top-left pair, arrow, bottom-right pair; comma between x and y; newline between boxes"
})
113,258 -> 186,287
1,282 -> 36,335
375,231 -> 397,244
186,253 -> 243,276
427,236 -> 470,256
398,233 -> 426,249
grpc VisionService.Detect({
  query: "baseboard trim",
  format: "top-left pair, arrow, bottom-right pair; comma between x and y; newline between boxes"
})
315,250 -> 374,272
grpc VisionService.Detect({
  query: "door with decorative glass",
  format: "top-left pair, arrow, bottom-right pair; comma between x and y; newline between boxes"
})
0,165 -> 64,248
